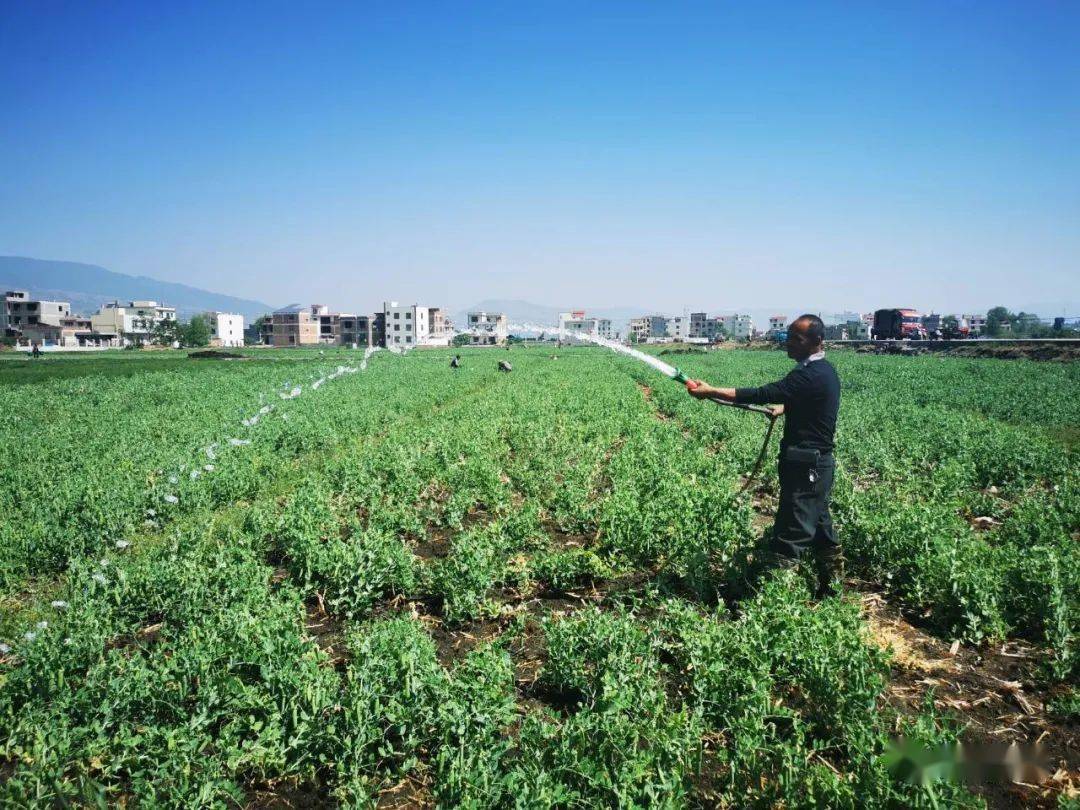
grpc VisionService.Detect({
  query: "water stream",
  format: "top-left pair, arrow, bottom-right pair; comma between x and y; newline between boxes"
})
503,321 -> 681,379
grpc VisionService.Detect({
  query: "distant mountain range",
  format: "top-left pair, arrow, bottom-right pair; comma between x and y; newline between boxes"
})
0,256 -> 274,321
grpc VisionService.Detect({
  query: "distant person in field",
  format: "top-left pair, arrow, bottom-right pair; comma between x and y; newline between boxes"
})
498,360 -> 512,373
685,314 -> 842,597
451,354 -> 461,369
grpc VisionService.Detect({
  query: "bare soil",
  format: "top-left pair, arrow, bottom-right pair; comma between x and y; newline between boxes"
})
858,586 -> 1079,808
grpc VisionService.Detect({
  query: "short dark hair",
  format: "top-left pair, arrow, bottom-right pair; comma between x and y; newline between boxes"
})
794,314 -> 825,344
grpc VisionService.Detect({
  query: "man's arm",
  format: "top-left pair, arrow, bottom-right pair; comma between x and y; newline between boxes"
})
687,367 -> 810,406
686,382 -> 737,402
735,366 -> 812,405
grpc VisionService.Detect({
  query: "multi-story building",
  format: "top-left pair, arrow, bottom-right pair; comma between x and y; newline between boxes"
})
205,312 -> 244,347
90,300 -> 177,344
768,315 -> 787,336
383,302 -> 450,347
646,315 -> 669,340
336,314 -> 361,346
467,311 -> 509,345
0,291 -> 23,333
315,307 -> 374,346
719,314 -> 753,339
665,315 -> 689,341
703,317 -> 725,341
964,314 -> 986,336
350,314 -> 383,347
1,290 -> 27,333
383,301 -> 413,347
257,316 -> 274,345
689,312 -> 710,340
3,290 -> 72,335
559,311 -> 613,340
628,317 -> 651,343
270,304 -> 319,347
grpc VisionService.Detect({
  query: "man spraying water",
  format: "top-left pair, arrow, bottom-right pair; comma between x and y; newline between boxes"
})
685,314 -> 842,597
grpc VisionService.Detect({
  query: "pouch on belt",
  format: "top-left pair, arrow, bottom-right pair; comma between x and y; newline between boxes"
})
782,446 -> 821,484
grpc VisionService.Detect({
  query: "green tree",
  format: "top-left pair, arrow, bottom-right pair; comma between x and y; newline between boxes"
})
1014,312 -> 1040,336
182,315 -> 212,348
452,333 -> 471,348
985,306 -> 1014,337
150,318 -> 180,346
248,315 -> 268,345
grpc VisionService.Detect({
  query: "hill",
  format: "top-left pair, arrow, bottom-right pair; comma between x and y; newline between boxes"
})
0,256 -> 274,320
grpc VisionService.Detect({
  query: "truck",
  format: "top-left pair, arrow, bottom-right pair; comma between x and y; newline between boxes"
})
937,321 -> 970,340
872,309 -> 926,340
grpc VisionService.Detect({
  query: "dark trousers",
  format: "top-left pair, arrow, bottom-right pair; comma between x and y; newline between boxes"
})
771,450 -> 838,560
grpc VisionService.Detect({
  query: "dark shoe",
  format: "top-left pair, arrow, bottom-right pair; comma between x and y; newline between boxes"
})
814,548 -> 845,599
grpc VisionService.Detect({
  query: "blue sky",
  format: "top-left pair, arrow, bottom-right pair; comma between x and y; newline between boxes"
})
2,1 -> 1077,314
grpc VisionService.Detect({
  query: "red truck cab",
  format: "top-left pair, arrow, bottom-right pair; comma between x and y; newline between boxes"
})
873,308 -> 928,340
898,309 -> 926,339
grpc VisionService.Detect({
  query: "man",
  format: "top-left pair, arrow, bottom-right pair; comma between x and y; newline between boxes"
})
686,314 -> 842,597
498,360 -> 512,373
450,354 -> 461,369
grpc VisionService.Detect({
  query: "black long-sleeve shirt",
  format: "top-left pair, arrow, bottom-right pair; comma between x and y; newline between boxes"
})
735,358 -> 840,453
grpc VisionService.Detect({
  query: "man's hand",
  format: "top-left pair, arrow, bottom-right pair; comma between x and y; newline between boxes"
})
768,404 -> 785,418
686,379 -> 712,399
686,380 -> 737,402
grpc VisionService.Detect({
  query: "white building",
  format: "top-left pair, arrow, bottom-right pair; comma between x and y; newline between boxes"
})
768,315 -> 787,335
559,311 -> 613,340
963,314 -> 986,336
665,315 -> 690,341
466,311 -> 509,345
383,301 -> 450,347
720,314 -> 753,339
91,300 -> 177,344
206,312 -> 245,347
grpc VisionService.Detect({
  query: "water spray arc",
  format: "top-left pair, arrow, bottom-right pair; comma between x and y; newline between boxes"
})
509,321 -> 780,496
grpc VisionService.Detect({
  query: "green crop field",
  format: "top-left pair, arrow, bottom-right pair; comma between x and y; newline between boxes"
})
0,346 -> 1076,807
